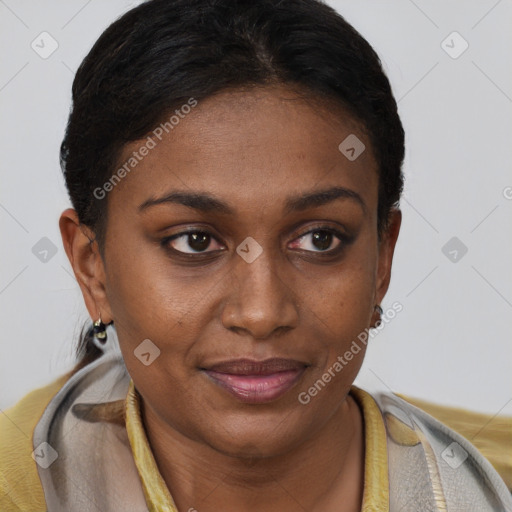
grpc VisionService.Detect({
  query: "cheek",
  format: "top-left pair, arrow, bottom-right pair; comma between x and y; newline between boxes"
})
294,273 -> 373,409
103,246 -> 201,387
312,275 -> 373,375
104,236 -> 200,332
103,239 -> 236,395
303,241 -> 377,333
299,238 -> 377,375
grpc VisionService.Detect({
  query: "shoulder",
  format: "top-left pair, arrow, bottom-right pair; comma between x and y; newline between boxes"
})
398,393 -> 512,492
0,372 -> 72,511
372,390 -> 512,511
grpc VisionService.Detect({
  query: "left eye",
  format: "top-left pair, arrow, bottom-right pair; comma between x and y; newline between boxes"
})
166,231 -> 224,254
289,229 -> 342,252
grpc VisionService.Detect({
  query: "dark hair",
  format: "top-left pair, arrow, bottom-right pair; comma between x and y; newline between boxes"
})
61,0 -> 405,372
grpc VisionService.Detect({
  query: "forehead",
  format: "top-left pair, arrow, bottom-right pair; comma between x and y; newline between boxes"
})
108,85 -> 378,215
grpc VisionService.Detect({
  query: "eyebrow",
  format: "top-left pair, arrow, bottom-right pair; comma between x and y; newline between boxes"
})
138,186 -> 366,215
284,186 -> 366,215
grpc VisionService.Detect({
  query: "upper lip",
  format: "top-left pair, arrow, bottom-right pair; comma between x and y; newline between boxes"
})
201,358 -> 308,376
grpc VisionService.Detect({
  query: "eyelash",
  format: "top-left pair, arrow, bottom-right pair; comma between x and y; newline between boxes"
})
161,225 -> 352,258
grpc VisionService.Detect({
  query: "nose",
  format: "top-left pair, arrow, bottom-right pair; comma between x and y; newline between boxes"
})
221,248 -> 299,339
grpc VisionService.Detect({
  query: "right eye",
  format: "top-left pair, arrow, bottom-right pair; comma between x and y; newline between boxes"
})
162,230 -> 225,255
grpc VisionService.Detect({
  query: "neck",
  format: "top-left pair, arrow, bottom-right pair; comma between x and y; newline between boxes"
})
141,393 -> 364,512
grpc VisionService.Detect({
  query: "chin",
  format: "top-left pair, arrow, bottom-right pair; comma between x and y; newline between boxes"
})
203,414 -> 308,460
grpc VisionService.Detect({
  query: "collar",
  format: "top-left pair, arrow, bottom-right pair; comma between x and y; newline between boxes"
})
125,380 -> 389,511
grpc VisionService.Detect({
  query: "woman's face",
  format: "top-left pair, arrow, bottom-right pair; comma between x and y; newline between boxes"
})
83,85 -> 400,457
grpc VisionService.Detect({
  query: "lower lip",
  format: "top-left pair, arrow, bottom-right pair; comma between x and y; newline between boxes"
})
202,368 -> 306,404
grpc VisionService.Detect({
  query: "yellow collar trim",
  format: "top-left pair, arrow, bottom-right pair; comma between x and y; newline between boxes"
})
125,381 -> 389,511
351,385 -> 390,512
125,380 -> 179,512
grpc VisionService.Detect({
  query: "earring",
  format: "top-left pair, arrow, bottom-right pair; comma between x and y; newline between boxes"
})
92,317 -> 108,350
372,304 -> 383,328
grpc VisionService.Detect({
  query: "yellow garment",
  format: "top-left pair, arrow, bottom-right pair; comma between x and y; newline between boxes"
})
352,386 -> 390,512
0,372 -> 72,511
124,381 -> 180,511
0,373 -> 389,511
399,394 -> 512,492
2,370 -> 510,511
124,381 -> 390,512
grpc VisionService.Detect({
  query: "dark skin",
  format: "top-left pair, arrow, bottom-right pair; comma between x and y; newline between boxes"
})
60,85 -> 401,512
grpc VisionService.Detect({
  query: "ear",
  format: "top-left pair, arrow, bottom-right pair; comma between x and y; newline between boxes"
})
59,208 -> 113,323
374,208 -> 402,308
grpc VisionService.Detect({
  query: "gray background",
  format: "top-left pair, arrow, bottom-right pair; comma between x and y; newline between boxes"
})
1,0 -> 511,416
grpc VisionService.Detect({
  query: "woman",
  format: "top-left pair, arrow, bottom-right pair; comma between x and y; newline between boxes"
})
1,0 -> 511,510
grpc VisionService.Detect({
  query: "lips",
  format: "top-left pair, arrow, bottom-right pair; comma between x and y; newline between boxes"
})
201,358 -> 308,404
204,358 -> 307,375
